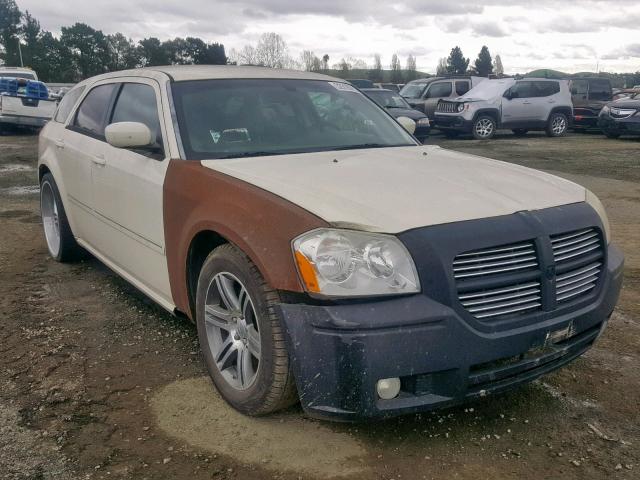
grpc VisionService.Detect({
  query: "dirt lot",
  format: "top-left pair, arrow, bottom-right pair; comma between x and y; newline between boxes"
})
1,130 -> 639,480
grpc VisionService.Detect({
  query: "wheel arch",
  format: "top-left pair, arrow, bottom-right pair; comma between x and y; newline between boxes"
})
472,109 -> 501,126
549,106 -> 573,122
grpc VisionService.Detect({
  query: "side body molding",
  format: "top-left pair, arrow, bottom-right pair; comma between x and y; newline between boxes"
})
163,159 -> 329,319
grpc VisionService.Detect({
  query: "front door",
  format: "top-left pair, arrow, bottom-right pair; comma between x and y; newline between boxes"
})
501,81 -> 544,126
423,81 -> 453,117
88,79 -> 173,307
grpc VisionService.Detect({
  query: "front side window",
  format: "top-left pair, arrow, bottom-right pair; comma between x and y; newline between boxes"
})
172,79 -> 416,160
455,81 -> 470,96
425,82 -> 453,99
54,86 -> 85,123
73,84 -> 118,137
110,83 -> 163,147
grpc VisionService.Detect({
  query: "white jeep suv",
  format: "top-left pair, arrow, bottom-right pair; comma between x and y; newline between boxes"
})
434,78 -> 573,139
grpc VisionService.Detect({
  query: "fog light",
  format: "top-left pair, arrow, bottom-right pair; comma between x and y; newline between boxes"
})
376,377 -> 401,400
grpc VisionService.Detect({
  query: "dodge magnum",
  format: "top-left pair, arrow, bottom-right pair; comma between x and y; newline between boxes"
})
38,66 -> 624,420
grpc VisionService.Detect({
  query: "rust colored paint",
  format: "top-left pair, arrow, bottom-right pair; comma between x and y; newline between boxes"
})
163,159 -> 329,319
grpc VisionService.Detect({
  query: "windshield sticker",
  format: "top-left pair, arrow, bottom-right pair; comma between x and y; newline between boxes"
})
210,130 -> 221,143
329,82 -> 358,93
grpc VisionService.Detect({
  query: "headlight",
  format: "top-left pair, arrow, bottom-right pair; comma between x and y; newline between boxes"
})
457,103 -> 465,112
292,229 -> 420,297
417,117 -> 430,126
586,190 -> 611,244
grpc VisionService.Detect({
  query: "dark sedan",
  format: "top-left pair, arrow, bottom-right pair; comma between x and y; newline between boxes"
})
598,92 -> 640,138
362,88 -> 430,142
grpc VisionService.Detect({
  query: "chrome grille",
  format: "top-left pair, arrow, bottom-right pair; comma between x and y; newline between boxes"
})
437,101 -> 459,113
453,241 -> 538,279
459,282 -> 542,319
552,228 -> 603,304
551,228 -> 600,263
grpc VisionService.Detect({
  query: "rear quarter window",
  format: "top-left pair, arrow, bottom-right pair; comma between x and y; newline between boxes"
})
588,80 -> 612,101
534,81 -> 560,97
426,82 -> 453,99
53,86 -> 85,124
455,81 -> 470,96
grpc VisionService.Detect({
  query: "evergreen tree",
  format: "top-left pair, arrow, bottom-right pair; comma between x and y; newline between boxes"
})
473,46 -> 493,77
446,46 -> 469,75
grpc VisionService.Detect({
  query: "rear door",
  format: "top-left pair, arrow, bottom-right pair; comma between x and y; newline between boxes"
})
422,81 -> 453,117
570,79 -> 589,108
61,83 -> 119,240
501,81 -> 542,125
89,78 -> 173,305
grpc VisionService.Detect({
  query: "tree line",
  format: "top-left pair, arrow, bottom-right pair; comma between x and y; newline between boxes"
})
0,0 -> 226,82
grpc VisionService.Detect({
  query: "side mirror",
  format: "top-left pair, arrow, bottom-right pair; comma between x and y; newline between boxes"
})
503,90 -> 512,100
105,122 -> 152,149
396,116 -> 416,134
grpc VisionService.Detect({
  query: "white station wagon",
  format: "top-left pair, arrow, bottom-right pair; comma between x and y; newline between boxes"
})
39,66 -> 624,421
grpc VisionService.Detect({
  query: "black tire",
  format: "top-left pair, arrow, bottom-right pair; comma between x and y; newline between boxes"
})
39,173 -> 82,262
441,130 -> 459,138
472,115 -> 496,140
512,128 -> 528,137
546,112 -> 568,137
195,244 -> 297,416
604,130 -> 620,139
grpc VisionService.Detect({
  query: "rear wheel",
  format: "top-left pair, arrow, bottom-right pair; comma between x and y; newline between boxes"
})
546,113 -> 568,137
472,116 -> 496,140
40,173 -> 82,262
195,244 -> 297,415
512,128 -> 528,137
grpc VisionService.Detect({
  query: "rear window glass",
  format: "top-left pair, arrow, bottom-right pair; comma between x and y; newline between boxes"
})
73,84 -> 118,137
54,86 -> 85,123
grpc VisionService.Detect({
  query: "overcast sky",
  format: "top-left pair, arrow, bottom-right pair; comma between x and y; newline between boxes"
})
16,0 -> 640,74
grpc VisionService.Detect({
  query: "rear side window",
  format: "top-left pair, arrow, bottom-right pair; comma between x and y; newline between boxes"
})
588,80 -> 612,101
426,82 -> 452,99
73,84 -> 118,137
510,81 -> 535,98
455,81 -> 470,96
54,86 -> 85,123
534,81 -> 560,97
110,83 -> 163,147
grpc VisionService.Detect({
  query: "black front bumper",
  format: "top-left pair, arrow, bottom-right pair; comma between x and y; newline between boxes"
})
277,204 -> 624,421
598,115 -> 640,135
433,114 -> 473,132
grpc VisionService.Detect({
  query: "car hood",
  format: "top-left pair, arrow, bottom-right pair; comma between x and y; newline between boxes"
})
609,98 -> 640,109
201,145 -> 586,233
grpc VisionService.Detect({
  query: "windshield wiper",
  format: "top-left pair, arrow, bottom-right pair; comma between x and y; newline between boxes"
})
218,151 -> 283,159
331,143 -> 408,151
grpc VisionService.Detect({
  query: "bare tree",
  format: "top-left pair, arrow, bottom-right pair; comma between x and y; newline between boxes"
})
390,53 -> 402,83
405,54 -> 417,81
322,54 -> 329,70
370,53 -> 383,82
300,49 -> 317,71
436,57 -> 447,75
347,56 -> 367,70
493,54 -> 504,76
256,32 -> 288,68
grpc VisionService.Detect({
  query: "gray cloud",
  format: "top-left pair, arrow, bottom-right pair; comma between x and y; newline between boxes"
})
471,21 -> 508,37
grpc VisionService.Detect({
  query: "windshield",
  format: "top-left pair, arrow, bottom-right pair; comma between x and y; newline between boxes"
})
0,72 -> 36,80
461,79 -> 514,100
400,83 -> 427,98
172,79 -> 416,160
365,90 -> 411,109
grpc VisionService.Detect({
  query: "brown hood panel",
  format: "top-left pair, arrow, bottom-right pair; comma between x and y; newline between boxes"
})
164,159 -> 328,319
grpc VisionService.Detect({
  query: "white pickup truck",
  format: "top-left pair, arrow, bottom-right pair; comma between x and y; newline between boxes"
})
0,67 -> 57,129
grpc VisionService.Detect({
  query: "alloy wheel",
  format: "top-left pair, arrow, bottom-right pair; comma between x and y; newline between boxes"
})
41,181 -> 61,257
475,118 -> 494,138
551,115 -> 567,135
204,272 -> 261,390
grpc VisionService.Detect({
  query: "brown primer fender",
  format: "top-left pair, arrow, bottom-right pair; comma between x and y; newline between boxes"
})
163,159 -> 329,319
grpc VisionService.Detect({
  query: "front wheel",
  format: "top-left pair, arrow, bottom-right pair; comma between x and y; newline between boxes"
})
472,116 -> 496,140
195,244 -> 297,416
603,130 -> 620,139
546,113 -> 568,137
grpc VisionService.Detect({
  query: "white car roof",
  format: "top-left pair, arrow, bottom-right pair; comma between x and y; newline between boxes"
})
82,65 -> 342,84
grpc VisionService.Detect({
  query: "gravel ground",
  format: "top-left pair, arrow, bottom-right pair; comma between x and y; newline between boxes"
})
1,129 -> 638,480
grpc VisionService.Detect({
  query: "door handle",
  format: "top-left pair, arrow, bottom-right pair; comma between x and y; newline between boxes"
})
54,139 -> 65,149
91,154 -> 106,166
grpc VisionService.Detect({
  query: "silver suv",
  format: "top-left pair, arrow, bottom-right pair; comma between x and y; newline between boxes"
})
400,76 -> 486,117
434,78 -> 573,139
